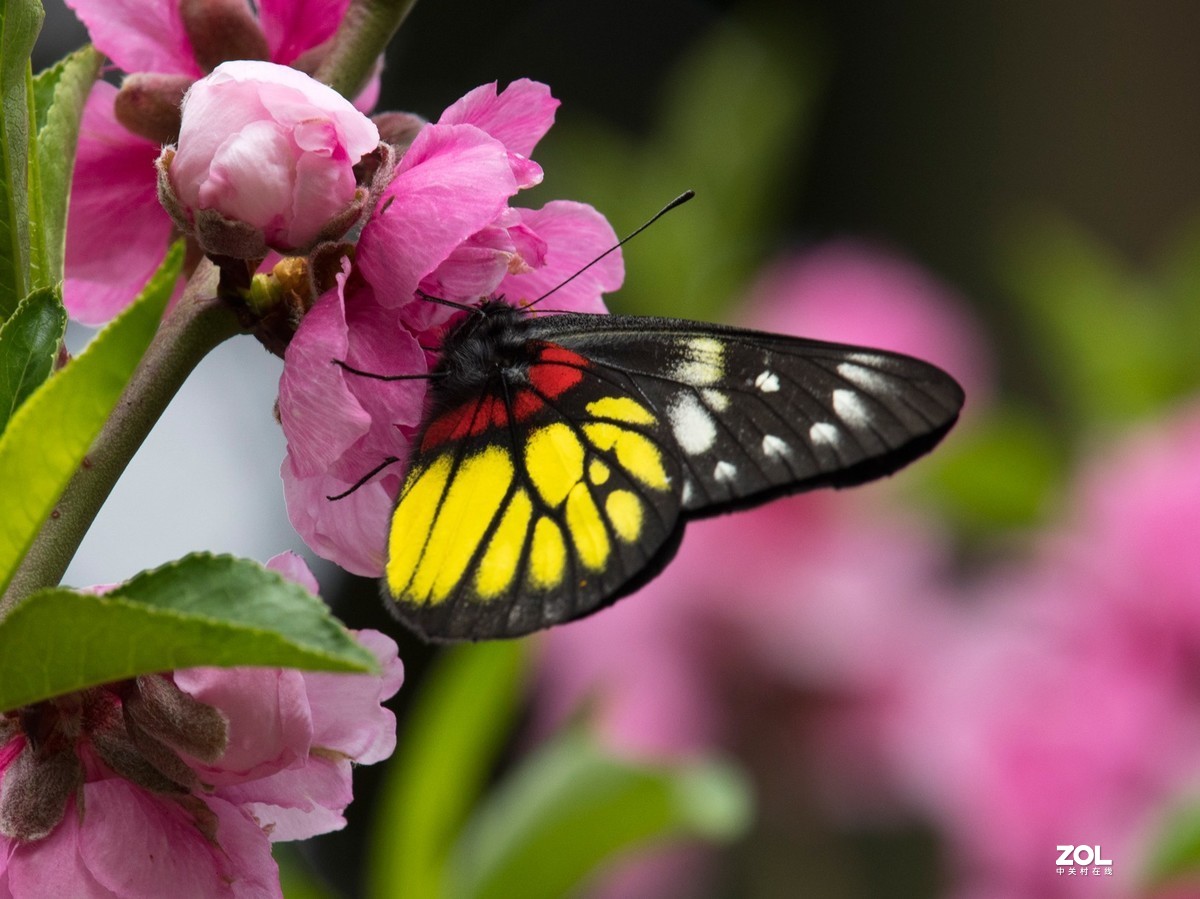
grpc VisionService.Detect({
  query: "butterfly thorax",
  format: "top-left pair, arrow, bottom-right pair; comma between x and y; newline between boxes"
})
430,301 -> 535,400
417,302 -> 588,451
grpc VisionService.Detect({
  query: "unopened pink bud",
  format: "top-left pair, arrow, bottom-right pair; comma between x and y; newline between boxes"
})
164,60 -> 380,257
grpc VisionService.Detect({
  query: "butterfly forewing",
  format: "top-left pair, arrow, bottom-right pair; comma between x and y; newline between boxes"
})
529,313 -> 965,515
382,304 -> 964,641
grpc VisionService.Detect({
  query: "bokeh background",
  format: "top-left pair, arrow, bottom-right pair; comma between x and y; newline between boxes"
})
34,1 -> 1200,897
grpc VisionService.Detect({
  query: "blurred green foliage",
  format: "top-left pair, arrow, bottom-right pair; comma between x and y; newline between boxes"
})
367,641 -> 751,899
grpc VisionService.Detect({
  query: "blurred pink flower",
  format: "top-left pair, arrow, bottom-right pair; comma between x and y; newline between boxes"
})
62,0 -> 378,324
161,61 -> 379,257
857,403 -> 1200,898
0,553 -> 402,898
279,80 -> 622,575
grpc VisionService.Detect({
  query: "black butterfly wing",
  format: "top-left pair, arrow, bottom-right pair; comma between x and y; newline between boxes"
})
383,309 -> 964,641
529,312 -> 965,516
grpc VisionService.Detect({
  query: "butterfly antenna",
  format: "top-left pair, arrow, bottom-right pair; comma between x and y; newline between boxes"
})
327,456 -> 400,501
415,289 -> 480,314
334,359 -> 448,382
529,189 -> 695,307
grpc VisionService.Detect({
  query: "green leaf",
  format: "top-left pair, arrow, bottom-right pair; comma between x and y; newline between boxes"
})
28,45 -> 102,290
0,242 -> 181,596
1141,802 -> 1200,891
0,0 -> 44,319
446,733 -> 752,899
0,284 -> 64,434
0,553 -> 377,712
368,642 -> 528,899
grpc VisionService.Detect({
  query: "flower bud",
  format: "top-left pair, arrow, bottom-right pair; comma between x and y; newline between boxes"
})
114,73 -> 192,144
159,60 -> 380,258
179,0 -> 269,72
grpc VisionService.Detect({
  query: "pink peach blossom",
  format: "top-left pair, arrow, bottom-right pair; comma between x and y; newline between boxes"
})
0,553 -> 401,898
62,0 -> 377,322
279,81 -> 622,575
163,61 -> 379,255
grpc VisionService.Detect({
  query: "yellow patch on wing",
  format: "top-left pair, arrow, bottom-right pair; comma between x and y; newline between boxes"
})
386,456 -> 451,598
605,489 -> 643,542
526,422 -> 584,507
588,458 -> 610,485
586,396 -> 656,426
674,337 -> 725,386
475,488 -> 533,598
529,517 -> 566,587
388,447 -> 513,604
566,483 -> 609,570
584,422 -> 669,491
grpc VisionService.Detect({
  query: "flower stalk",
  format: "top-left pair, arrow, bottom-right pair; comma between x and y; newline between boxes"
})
315,0 -> 420,99
3,263 -> 244,607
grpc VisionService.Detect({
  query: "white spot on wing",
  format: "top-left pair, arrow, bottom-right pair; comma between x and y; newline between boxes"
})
681,480 -> 695,505
762,434 -> 789,457
673,338 -> 724,386
848,352 -> 886,366
714,460 -> 737,482
670,393 -> 717,454
832,389 -> 871,427
809,422 -> 840,445
754,370 -> 780,393
837,362 -> 891,393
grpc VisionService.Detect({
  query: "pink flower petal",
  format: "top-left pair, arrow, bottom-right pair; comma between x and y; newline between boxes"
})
172,668 -> 312,786
77,782 -> 230,899
438,79 -> 558,160
5,801 -> 114,899
356,123 -> 518,307
257,0 -> 352,66
302,629 -> 402,763
64,85 -> 177,325
279,283 -> 373,476
64,0 -> 201,77
264,552 -> 319,595
204,798 -> 282,899
217,755 -> 352,842
281,457 -> 395,577
499,201 -> 622,314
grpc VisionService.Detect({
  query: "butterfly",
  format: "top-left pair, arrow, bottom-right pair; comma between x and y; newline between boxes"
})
375,298 -> 964,641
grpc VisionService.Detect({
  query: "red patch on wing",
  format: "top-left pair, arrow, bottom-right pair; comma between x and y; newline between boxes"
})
529,344 -> 587,398
420,344 -> 590,451
512,389 -> 544,420
422,395 -> 509,449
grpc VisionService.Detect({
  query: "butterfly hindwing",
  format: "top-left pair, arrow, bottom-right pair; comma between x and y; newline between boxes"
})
382,304 -> 964,641
384,341 -> 689,640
